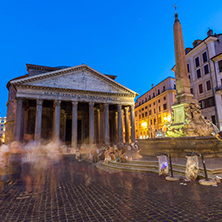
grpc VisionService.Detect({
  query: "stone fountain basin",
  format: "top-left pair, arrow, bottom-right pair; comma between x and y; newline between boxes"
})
138,136 -> 222,158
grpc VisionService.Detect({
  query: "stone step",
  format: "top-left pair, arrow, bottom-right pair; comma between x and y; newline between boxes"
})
107,161 -> 158,169
97,160 -> 222,177
99,162 -> 158,173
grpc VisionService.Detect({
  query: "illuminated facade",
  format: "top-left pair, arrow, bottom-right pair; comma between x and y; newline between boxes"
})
172,29 -> 222,130
0,117 -> 6,143
135,77 -> 176,139
5,64 -> 137,145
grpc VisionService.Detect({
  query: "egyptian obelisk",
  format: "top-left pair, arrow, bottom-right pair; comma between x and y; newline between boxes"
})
165,9 -> 217,137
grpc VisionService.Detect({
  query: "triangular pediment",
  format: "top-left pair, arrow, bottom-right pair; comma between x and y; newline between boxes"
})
11,64 -> 137,96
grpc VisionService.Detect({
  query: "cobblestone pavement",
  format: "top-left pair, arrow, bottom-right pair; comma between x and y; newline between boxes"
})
0,156 -> 222,222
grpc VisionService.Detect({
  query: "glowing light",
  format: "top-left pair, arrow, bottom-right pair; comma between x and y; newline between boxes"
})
167,114 -> 171,122
141,122 -> 147,129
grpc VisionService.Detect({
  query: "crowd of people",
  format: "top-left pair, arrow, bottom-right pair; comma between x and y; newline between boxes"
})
0,134 -> 141,197
0,134 -> 62,197
73,142 -> 142,163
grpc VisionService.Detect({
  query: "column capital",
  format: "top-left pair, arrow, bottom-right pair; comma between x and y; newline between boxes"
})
72,101 -> 78,108
130,105 -> 135,111
124,106 -> 129,112
54,100 -> 61,107
117,104 -> 122,111
89,102 -> 94,107
36,99 -> 43,106
16,97 -> 24,105
104,103 -> 109,109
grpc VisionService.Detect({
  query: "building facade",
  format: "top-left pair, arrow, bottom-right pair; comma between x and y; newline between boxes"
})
135,77 -> 176,139
173,30 -> 222,130
0,117 -> 6,143
6,64 -> 138,146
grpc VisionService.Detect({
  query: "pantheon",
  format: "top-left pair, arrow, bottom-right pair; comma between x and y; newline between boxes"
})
6,64 -> 137,146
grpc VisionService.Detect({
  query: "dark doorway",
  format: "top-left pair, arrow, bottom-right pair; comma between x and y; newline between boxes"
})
65,119 -> 72,143
77,119 -> 82,144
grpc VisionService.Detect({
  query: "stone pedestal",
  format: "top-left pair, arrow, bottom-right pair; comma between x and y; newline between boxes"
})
165,102 -> 217,137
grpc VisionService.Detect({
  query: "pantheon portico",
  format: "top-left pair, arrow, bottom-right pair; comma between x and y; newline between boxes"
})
6,64 -> 137,146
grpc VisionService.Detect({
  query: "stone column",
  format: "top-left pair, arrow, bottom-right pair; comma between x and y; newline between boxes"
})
100,104 -> 104,144
215,93 -> 222,130
34,99 -> 43,142
114,111 -> 118,143
124,106 -> 130,143
130,105 -> 136,142
104,103 -> 109,144
97,108 -> 100,144
53,100 -> 61,142
89,102 -> 94,144
117,104 -> 123,143
15,98 -> 24,141
71,102 -> 78,148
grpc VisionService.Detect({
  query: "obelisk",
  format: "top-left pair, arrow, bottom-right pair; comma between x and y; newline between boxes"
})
165,10 -> 217,137
173,13 -> 195,104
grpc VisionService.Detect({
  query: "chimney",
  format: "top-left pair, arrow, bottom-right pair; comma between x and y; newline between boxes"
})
151,84 -> 154,88
207,29 -> 213,36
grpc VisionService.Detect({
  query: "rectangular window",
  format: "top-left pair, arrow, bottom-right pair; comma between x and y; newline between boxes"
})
195,57 -> 200,67
149,110 -> 152,115
154,118 -> 156,125
158,89 -> 160,95
219,60 -> 222,73
145,106 -> 147,109
199,84 -> 203,94
153,102 -> 155,105
159,106 -> 161,112
163,103 -> 167,110
153,93 -> 155,98
149,104 -> 151,107
163,86 -> 166,92
174,84 -> 176,89
145,112 -> 147,117
145,98 -> 147,102
154,108 -> 156,114
187,64 -> 190,73
139,115 -> 141,119
158,99 -> 160,103
202,52 -> 208,63
188,74 -> 191,80
204,64 -> 209,75
196,69 -> 201,78
149,95 -> 151,100
142,113 -> 144,118
150,120 -> 152,125
164,96 -> 166,100
206,80 -> 211,91
190,88 -> 193,94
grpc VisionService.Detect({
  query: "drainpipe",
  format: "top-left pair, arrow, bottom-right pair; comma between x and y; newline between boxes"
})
203,40 -> 219,127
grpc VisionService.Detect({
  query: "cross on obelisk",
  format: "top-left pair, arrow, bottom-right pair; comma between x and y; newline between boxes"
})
173,4 -> 178,14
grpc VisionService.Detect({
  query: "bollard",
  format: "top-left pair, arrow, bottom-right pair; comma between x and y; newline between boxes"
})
200,153 -> 208,181
199,153 -> 217,185
168,154 -> 173,178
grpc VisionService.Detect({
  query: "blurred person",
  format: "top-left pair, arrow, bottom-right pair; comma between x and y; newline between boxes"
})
9,141 -> 22,185
0,139 -> 10,193
21,134 -> 35,196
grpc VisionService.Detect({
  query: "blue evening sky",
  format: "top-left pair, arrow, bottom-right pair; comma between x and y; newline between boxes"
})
1,0 -> 222,117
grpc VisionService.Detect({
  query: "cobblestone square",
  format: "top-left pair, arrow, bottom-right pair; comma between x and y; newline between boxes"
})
0,156 -> 222,222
